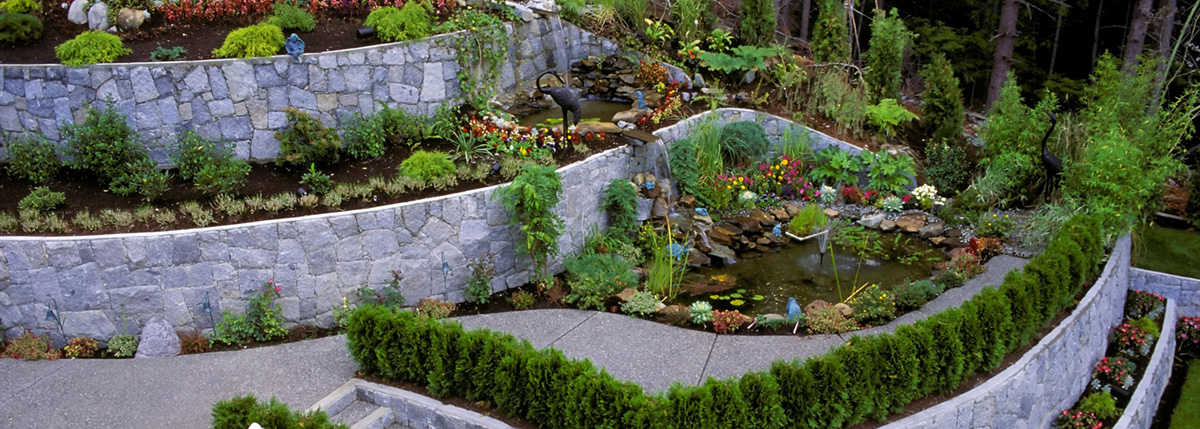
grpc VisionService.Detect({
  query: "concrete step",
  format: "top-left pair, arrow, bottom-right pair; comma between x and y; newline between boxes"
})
331,399 -> 376,426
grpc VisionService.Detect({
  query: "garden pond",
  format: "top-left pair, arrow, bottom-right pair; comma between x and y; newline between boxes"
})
517,99 -> 634,128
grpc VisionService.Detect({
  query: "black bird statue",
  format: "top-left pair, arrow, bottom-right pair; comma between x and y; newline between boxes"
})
536,70 -> 581,136
285,33 -> 305,63
1040,112 -> 1061,196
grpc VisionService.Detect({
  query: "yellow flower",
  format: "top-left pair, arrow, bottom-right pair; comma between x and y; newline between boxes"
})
781,159 -> 789,166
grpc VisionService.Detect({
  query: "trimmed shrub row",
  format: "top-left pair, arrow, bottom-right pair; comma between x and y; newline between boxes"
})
345,215 -> 1107,428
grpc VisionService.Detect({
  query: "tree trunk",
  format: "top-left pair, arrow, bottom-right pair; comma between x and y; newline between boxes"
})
986,0 -> 1019,111
1049,6 -> 1064,75
800,0 -> 812,41
1093,0 -> 1105,65
1124,0 -> 1155,72
1151,0 -> 1178,105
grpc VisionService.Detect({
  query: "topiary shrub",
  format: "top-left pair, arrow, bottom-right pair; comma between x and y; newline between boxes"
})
738,0 -> 775,47
3,133 -> 60,183
0,12 -> 42,45
364,2 -> 432,43
264,1 -> 315,32
275,107 -> 342,167
719,120 -> 770,165
563,253 -> 637,310
212,23 -> 285,58
55,31 -> 130,66
398,150 -> 455,182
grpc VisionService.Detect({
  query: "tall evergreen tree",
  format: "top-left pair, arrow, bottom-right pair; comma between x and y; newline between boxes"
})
810,0 -> 849,63
864,8 -> 915,101
920,53 -> 965,143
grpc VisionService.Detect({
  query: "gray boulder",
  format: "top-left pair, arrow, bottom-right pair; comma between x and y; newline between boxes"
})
87,2 -> 109,31
918,222 -> 946,239
134,316 -> 180,359
857,213 -> 885,229
68,0 -> 89,24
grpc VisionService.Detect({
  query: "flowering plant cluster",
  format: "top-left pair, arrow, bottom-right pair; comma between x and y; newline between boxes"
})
1125,290 -> 1166,319
1180,316 -> 1200,348
638,81 -> 682,125
819,184 -> 836,204
157,0 -> 274,24
1055,409 -> 1103,429
965,236 -> 1003,259
636,60 -> 669,87
1112,322 -> 1153,357
910,184 -> 946,210
63,337 -> 99,358
1090,356 -> 1137,391
464,116 -> 596,159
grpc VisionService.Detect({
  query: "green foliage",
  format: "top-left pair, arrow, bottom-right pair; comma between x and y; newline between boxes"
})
19,186 -> 65,213
864,9 -> 914,101
3,133 -> 60,183
1078,391 -> 1120,420
864,151 -> 915,196
1131,316 -> 1161,339
149,46 -> 188,61
718,120 -> 770,165
107,158 -> 172,201
0,0 -> 40,13
107,335 -> 139,358
620,290 -> 660,316
265,1 -> 316,32
377,103 -> 440,147
211,23 -> 285,59
509,290 -> 535,309
210,281 -> 287,346
978,73 -> 1057,198
62,101 -> 150,185
848,284 -> 896,326
789,203 -> 827,235
564,253 -> 637,310
339,112 -> 386,160
602,179 -> 639,242
493,165 -> 564,285
892,279 -> 943,311
212,394 -> 346,429
923,140 -> 969,193
399,150 -> 455,182
670,0 -> 715,43
698,45 -> 778,76
172,131 -> 250,196
434,9 -> 509,110
810,0 -> 849,63
689,300 -> 713,324
920,53 -> 965,142
55,31 -> 129,66
866,98 -> 918,138
0,12 -> 41,45
811,70 -> 868,137
275,107 -> 342,167
806,306 -> 858,334
810,146 -> 862,186
1190,171 -> 1200,229
300,163 -> 335,195
641,225 -> 686,299
1170,360 -> 1200,429
975,212 -> 1015,238
464,253 -> 496,305
738,0 -> 775,47
2,331 -> 60,360
669,138 -> 712,208
365,3 -> 431,42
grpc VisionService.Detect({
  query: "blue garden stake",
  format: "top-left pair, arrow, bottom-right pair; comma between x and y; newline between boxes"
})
44,298 -> 64,338
202,290 -> 217,331
635,90 -> 646,109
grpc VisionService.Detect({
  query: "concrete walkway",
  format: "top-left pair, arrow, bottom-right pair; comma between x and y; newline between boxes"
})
0,255 -> 1027,428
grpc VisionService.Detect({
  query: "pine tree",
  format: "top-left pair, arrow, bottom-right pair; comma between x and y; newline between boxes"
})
810,0 -> 848,63
739,0 -> 777,47
920,52 -> 965,143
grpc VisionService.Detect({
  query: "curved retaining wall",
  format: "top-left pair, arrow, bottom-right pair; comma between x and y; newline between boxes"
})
883,235 -> 1133,429
0,17 -> 621,163
1114,299 -> 1177,429
1131,268 -> 1200,317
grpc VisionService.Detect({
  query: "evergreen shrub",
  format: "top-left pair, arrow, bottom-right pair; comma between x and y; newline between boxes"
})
55,31 -> 129,65
0,12 -> 41,45
364,3 -> 432,43
212,23 -> 285,58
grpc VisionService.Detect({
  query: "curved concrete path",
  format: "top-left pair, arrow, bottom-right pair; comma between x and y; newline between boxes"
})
0,255 -> 1027,428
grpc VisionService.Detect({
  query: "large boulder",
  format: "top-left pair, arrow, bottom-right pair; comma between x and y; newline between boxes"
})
612,109 -> 648,124
919,222 -> 946,239
575,121 -> 624,134
87,2 -> 109,31
68,0 -> 89,24
858,213 -> 885,229
116,8 -> 150,31
134,316 -> 180,359
896,213 -> 928,233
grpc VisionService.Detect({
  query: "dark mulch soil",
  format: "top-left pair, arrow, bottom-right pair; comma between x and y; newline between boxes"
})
1,6 -> 378,64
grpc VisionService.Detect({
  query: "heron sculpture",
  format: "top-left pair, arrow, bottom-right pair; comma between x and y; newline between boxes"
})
1040,112 -> 1061,197
536,70 -> 581,136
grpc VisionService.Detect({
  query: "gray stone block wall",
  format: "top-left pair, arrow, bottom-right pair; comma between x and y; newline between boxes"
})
882,235 -> 1132,429
1113,299 -> 1177,429
0,145 -> 632,342
1130,268 -> 1200,317
0,17 -> 611,164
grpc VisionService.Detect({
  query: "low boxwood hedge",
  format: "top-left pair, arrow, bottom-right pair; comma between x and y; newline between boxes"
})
345,215 -> 1106,428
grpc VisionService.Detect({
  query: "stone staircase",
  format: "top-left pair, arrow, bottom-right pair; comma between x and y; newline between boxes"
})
307,379 -> 510,429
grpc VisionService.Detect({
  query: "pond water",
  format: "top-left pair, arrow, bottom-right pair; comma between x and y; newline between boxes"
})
676,234 -> 941,315
517,99 -> 633,128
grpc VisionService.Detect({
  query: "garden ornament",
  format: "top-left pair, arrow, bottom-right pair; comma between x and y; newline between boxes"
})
45,298 -> 64,338
285,34 -> 306,63
536,70 -> 581,136
635,90 -> 646,109
1040,112 -> 1061,196
695,208 -> 709,217
785,297 -> 802,320
772,223 -> 782,237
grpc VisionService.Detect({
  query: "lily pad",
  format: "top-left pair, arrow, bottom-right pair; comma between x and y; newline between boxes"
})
730,293 -> 743,299
710,295 -> 720,300
752,295 -> 765,301
720,295 -> 730,300
730,299 -> 745,306
737,289 -> 747,294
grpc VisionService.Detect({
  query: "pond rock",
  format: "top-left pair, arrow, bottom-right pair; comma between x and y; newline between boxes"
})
615,288 -> 638,302
652,197 -> 669,218
804,299 -> 830,313
919,222 -> 945,239
823,208 -> 840,218
708,229 -> 732,246
576,121 -> 624,134
929,237 -> 947,246
833,303 -> 854,317
659,304 -> 690,319
134,316 -> 180,359
714,224 -> 743,236
679,195 -> 697,208
68,0 -> 88,24
880,219 -> 898,232
897,213 -> 927,233
858,213 -> 885,229
613,108 -> 648,124
687,250 -> 711,267
707,243 -> 737,265
784,202 -> 803,217
770,207 -> 790,222
636,198 -> 654,221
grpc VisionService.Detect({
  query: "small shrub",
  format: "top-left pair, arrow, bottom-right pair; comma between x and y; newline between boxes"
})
2,331 -> 60,360
398,150 -> 455,182
265,2 -> 315,32
509,290 -> 535,309
178,330 -> 210,354
1131,316 -> 1160,339
690,301 -> 714,324
149,46 -> 187,61
806,306 -> 858,334
55,31 -> 129,65
892,279 -> 943,311
18,186 -> 65,213
863,9 -> 914,101
464,253 -> 496,305
276,108 -> 342,167
719,121 -> 770,164
64,337 -> 99,358
212,23 -> 285,58
493,164 -> 565,286
920,53 -> 965,142
738,0 -> 775,47
355,269 -> 407,309
107,335 -> 139,357
417,297 -> 456,319
975,212 -> 1015,238
300,164 -> 335,195
1078,391 -> 1121,420
602,179 -> 639,242
172,131 -> 250,196
636,60 -> 669,87
923,140 -> 969,194
848,284 -> 896,326
212,394 -> 345,429
0,0 -> 40,14
341,112 -> 386,160
564,253 -> 637,310
620,290 -> 660,316
62,101 -> 144,183
789,203 -> 827,235
866,98 -> 918,138
712,309 -> 744,334
364,3 -> 432,42
1090,355 -> 1137,391
3,133 -> 60,183
810,0 -> 849,63
934,270 -> 966,289
108,159 -> 172,201
210,281 -> 287,346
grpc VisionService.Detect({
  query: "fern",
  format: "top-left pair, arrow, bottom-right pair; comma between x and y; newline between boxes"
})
364,3 -> 432,43
55,31 -> 130,66
866,98 -> 918,138
212,23 -> 285,59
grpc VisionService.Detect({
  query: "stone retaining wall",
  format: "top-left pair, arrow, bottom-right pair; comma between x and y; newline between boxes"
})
0,16 -> 619,163
882,235 -> 1132,429
1130,268 -> 1200,317
1113,299 -> 1177,429
0,145 -> 633,342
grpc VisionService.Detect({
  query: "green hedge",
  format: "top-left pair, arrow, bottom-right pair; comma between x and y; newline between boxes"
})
345,215 -> 1107,428
211,394 -> 345,429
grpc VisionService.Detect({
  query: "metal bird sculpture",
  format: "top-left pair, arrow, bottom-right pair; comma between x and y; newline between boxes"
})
536,70 -> 581,136
1040,112 -> 1061,197
285,34 -> 305,63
